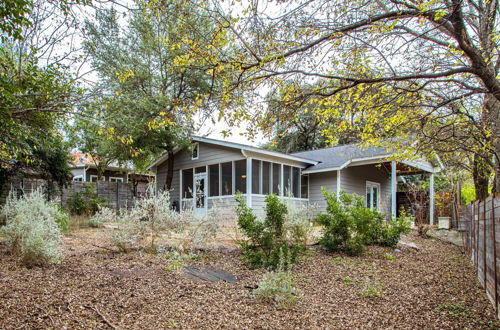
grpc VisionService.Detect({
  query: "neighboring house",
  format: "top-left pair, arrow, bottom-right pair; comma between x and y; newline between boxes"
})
147,136 -> 441,222
70,153 -> 154,184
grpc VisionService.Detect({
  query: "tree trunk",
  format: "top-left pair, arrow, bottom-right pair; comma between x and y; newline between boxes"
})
473,153 -> 491,200
164,151 -> 175,191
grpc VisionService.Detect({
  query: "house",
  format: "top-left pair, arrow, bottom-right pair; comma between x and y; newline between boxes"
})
70,153 -> 154,184
147,136 -> 441,222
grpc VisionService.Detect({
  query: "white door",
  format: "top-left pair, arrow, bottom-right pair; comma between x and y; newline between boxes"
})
194,172 -> 207,217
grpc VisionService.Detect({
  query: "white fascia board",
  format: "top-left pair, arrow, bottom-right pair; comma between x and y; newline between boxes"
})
400,159 -> 437,173
193,136 -> 318,165
302,160 -> 350,174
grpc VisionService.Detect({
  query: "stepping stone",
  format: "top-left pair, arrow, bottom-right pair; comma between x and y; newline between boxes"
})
184,266 -> 237,283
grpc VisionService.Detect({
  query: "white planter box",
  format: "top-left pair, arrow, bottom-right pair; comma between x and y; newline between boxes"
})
438,217 -> 450,229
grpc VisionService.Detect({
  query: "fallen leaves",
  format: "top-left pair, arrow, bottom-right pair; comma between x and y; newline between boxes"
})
0,231 -> 497,329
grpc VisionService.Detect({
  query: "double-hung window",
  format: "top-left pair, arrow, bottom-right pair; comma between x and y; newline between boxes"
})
366,181 -> 380,210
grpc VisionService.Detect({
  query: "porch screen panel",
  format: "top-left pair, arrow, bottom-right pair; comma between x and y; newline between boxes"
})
209,164 -> 219,197
301,175 -> 309,198
221,162 -> 232,195
182,168 -> 193,198
283,165 -> 291,195
252,159 -> 260,194
262,161 -> 270,194
272,163 -> 281,195
234,159 -> 247,193
292,167 -> 300,197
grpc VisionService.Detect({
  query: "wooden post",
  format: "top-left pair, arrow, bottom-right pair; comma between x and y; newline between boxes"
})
391,161 -> 397,219
491,196 -> 498,317
477,201 -> 480,275
116,182 -> 119,211
484,199 -> 487,288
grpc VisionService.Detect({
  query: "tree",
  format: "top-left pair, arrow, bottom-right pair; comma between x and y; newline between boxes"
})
211,0 -> 500,199
83,1 -> 228,190
1,0 -> 88,188
68,100 -> 124,180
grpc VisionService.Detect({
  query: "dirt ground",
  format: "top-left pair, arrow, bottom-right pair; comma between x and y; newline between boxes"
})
0,229 -> 498,329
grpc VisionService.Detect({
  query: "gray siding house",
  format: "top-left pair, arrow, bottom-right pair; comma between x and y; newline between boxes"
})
147,136 -> 440,222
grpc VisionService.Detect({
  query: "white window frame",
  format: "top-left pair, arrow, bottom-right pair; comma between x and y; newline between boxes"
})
89,175 -> 102,182
73,175 -> 83,182
191,142 -> 199,160
366,181 -> 381,210
109,177 -> 124,183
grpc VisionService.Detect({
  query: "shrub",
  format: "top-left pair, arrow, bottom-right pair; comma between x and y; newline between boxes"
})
317,189 -> 412,255
235,193 -> 305,269
67,184 -> 107,216
91,188 -> 220,253
1,189 -> 63,266
253,250 -> 299,307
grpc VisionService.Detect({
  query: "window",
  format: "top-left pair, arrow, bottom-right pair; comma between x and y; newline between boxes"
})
252,159 -> 260,194
234,159 -> 247,193
301,175 -> 309,198
90,175 -> 102,182
182,169 -> 193,198
283,165 -> 291,195
272,163 -> 281,195
292,167 -> 300,197
191,142 -> 199,160
109,177 -> 123,183
221,162 -> 232,195
73,175 -> 83,182
366,181 -> 380,210
262,161 -> 270,194
209,164 -> 219,197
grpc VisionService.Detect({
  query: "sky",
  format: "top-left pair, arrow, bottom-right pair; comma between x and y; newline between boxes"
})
60,0 -> 268,147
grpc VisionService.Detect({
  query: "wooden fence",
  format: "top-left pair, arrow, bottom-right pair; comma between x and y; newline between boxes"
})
1,178 -> 152,211
459,195 -> 500,318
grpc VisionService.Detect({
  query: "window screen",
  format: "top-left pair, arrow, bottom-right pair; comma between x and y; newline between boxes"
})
234,159 -> 247,193
221,162 -> 232,195
283,165 -> 291,196
292,167 -> 300,197
209,164 -> 219,197
301,175 -> 309,198
262,161 -> 270,195
182,168 -> 193,198
252,159 -> 260,194
272,163 -> 281,195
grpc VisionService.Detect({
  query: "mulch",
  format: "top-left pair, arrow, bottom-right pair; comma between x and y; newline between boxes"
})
0,231 -> 498,329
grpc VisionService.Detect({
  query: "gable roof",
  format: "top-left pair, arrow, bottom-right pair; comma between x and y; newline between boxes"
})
292,144 -> 392,173
146,136 -> 319,171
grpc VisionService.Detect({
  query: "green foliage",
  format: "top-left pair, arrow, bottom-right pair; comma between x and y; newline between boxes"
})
461,180 -> 476,205
1,189 -> 63,267
66,184 -> 107,216
235,193 -> 305,269
55,210 -> 69,232
317,189 -> 412,255
252,251 -> 299,307
361,277 -> 382,298
383,253 -> 395,261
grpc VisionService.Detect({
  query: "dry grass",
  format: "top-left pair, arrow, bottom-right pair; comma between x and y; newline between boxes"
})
0,229 -> 498,329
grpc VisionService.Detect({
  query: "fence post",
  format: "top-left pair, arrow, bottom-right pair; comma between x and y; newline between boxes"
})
492,197 -> 498,317
116,182 -> 119,211
484,199 -> 487,287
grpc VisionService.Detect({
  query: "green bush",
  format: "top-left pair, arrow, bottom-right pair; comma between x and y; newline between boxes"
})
316,189 -> 412,255
67,184 -> 106,216
1,190 -> 63,267
235,193 -> 304,269
55,210 -> 69,232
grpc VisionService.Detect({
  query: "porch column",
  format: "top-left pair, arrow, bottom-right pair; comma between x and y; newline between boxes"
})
337,169 -> 341,201
246,157 -> 252,207
391,161 -> 397,219
429,173 -> 435,225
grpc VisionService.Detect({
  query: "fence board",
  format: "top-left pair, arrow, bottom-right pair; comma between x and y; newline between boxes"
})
461,195 -> 500,318
1,179 -> 153,211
